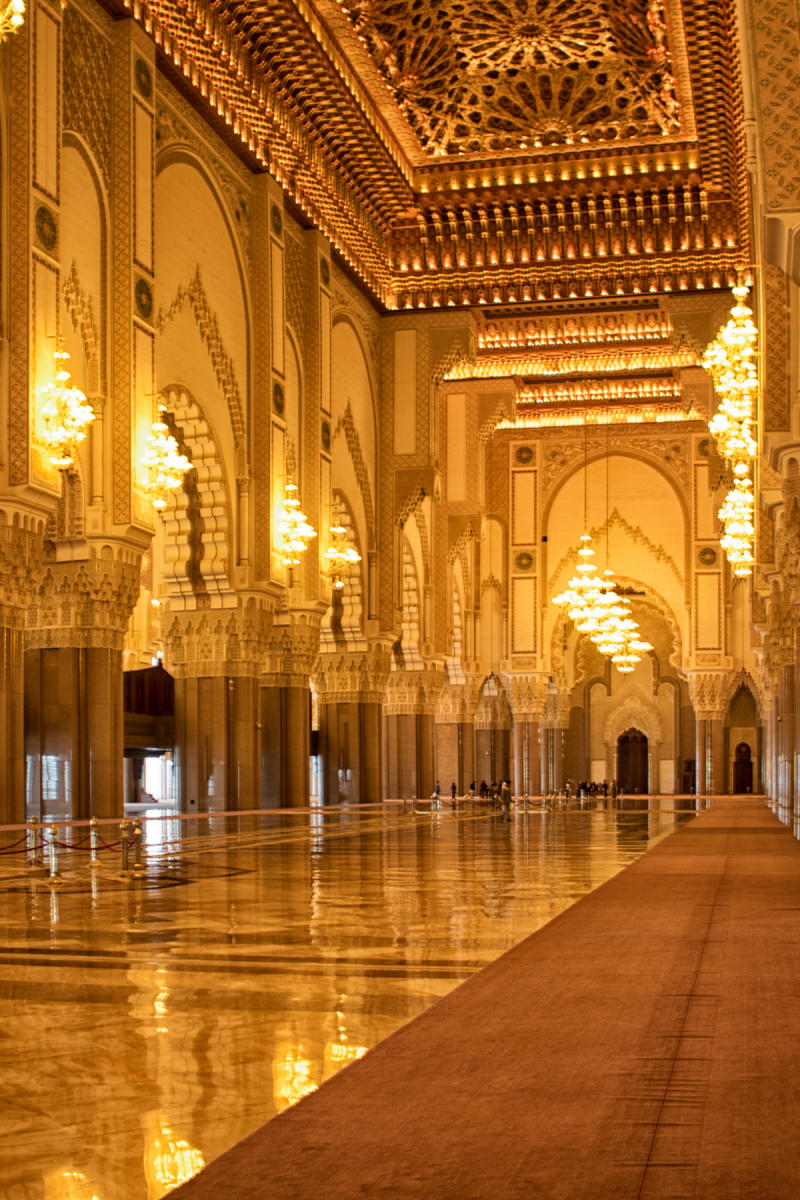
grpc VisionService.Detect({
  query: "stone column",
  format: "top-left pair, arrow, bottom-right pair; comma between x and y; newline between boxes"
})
433,677 -> 481,794
384,665 -> 444,800
508,674 -> 548,797
542,724 -> 554,792
778,663 -> 796,817
166,597 -> 274,811
261,604 -> 324,808
25,541 -> 141,820
0,515 -> 44,824
687,672 -> 731,798
315,645 -> 391,804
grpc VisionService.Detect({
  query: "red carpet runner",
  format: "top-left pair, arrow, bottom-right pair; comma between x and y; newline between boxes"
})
170,798 -> 800,1199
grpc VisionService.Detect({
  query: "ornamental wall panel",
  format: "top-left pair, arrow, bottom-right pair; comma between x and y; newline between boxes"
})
33,3 -> 60,202
393,330 -> 417,455
511,470 -> 536,546
446,393 -> 467,502
512,577 -> 537,655
133,99 -> 154,273
694,573 -> 722,650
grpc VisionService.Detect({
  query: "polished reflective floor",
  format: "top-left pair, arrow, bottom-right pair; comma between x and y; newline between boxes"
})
0,798 -> 698,1199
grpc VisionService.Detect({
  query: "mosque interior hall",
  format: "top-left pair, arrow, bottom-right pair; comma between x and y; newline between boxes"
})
2,0 -> 800,1194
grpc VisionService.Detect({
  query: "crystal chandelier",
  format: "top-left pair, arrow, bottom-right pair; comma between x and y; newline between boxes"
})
324,523 -> 361,589
143,412 -> 193,510
702,283 -> 758,576
718,468 -> 755,577
40,348 -> 95,469
554,540 -> 652,673
277,479 -> 317,567
0,0 -> 25,41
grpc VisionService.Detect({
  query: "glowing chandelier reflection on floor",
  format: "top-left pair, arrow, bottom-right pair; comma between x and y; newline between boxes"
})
40,347 -> 96,469
701,283 -> 758,577
143,409 -> 193,511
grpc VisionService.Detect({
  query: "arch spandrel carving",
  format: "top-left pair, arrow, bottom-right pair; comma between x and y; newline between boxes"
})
603,695 -> 663,747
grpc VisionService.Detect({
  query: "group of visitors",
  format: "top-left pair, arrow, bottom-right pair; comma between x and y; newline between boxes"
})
565,779 -> 621,800
433,778 -> 513,820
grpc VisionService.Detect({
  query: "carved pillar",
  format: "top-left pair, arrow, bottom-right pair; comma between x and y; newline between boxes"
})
540,687 -> 569,792
433,676 -> 481,794
507,673 -> 548,796
165,597 -> 274,812
315,645 -> 391,804
474,679 -> 512,786
25,542 -> 141,820
384,665 -> 444,800
262,606 -> 323,807
686,672 -> 731,798
0,516 -> 45,823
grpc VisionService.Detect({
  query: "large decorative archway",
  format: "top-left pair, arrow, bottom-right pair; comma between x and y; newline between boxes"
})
603,696 -> 663,792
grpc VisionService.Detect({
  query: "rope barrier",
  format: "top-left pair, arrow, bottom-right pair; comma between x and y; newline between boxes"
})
0,835 -> 31,854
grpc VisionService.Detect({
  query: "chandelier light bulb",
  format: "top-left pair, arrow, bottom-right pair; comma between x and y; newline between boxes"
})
143,414 -> 193,511
702,283 -> 758,576
277,479 -> 317,567
324,522 -> 361,589
39,348 -> 95,469
553,535 -> 651,670
0,0 -> 25,40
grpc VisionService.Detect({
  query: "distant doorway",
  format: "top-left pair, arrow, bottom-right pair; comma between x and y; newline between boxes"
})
618,728 -> 648,794
733,742 -> 753,794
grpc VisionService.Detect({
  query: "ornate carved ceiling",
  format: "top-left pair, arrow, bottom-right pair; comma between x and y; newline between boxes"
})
340,0 -> 682,157
117,0 -> 750,406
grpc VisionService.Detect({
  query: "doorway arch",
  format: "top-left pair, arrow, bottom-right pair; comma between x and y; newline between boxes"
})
733,742 -> 753,794
618,728 -> 649,794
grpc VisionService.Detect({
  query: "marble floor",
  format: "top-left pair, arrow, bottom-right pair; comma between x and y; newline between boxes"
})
0,799 -> 697,1200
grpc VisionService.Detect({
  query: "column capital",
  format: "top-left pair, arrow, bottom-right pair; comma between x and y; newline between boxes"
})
26,538 -> 141,650
685,670 -> 733,720
164,594 -> 275,679
314,642 -> 393,704
0,510 -> 45,622
504,671 -> 550,719
384,662 -> 446,716
263,603 -> 325,686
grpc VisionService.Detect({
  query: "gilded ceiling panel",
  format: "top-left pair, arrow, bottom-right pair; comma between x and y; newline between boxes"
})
342,0 -> 681,155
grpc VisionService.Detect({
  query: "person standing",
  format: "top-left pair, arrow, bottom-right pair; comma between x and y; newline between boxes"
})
432,779 -> 441,810
450,781 -> 457,806
500,779 -> 512,821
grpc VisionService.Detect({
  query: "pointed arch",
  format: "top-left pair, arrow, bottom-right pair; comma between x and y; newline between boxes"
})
157,385 -> 232,603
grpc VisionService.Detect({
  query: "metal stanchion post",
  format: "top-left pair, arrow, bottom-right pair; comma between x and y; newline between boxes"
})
132,819 -> 144,874
27,817 -> 43,868
47,825 -> 62,885
120,820 -> 130,876
90,817 -> 100,867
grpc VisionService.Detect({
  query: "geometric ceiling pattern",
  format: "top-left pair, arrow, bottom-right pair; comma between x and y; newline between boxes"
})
117,0 -> 749,415
342,0 -> 681,155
